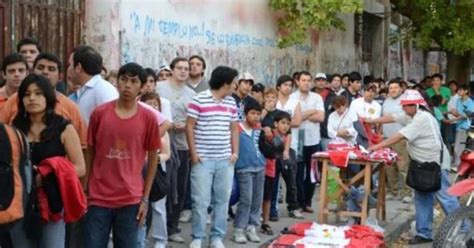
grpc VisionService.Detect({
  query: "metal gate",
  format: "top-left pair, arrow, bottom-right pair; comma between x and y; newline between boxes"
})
0,0 -> 83,67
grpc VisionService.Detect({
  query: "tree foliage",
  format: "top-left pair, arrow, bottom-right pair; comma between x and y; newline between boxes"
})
392,0 -> 474,55
269,0 -> 363,48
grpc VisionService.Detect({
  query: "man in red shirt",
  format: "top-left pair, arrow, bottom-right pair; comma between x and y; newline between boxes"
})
85,62 -> 161,247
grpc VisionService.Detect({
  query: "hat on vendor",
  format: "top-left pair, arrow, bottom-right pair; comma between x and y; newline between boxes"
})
400,89 -> 428,108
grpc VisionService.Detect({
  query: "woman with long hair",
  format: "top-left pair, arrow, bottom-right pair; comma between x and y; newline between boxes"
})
12,74 -> 85,248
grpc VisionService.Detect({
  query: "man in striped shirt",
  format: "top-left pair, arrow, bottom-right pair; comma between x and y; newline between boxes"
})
186,66 -> 240,248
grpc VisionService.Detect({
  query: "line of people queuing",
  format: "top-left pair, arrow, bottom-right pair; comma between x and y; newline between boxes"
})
0,37 -> 469,247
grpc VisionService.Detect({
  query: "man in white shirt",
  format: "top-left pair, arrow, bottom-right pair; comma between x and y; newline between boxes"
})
349,84 -> 381,121
290,71 -> 325,213
382,79 -> 411,202
67,45 -> 118,125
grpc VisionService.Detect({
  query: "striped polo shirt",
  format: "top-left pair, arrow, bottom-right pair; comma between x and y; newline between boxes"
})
188,90 -> 238,159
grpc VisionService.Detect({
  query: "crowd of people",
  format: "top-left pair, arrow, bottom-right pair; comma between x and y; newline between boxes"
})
0,37 -> 471,248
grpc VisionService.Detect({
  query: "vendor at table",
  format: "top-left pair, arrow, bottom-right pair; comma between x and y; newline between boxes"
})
364,89 -> 459,245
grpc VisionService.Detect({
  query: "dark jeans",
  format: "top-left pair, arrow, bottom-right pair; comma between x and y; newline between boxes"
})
166,150 -> 189,235
297,144 -> 321,208
66,219 -> 84,248
85,204 -> 139,248
270,149 -> 299,216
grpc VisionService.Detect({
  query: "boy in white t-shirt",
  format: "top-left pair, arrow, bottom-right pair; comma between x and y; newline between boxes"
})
348,84 -> 381,121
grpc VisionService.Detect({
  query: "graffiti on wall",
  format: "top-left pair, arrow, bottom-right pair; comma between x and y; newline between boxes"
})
119,4 -> 316,85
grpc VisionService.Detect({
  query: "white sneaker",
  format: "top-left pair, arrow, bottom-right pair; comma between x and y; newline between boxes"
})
168,233 -> 185,243
189,239 -> 202,248
154,240 -> 166,248
232,228 -> 247,243
245,225 -> 261,243
210,238 -> 225,248
180,210 -> 192,223
289,209 -> 304,219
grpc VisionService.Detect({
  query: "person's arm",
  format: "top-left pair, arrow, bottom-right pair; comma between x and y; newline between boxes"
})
62,124 -> 86,177
83,146 -> 94,191
327,115 -> 338,139
368,133 -> 405,151
363,114 -> 396,124
159,120 -> 171,136
137,149 -> 159,227
158,132 -> 171,162
186,116 -> 200,165
283,133 -> 291,160
291,103 -> 302,127
303,109 -> 324,123
230,121 -> 239,163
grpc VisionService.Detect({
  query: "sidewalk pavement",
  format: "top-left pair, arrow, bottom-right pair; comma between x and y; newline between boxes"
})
143,189 -> 416,248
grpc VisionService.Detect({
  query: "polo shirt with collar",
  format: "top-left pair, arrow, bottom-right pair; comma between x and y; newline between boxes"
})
76,75 -> 118,125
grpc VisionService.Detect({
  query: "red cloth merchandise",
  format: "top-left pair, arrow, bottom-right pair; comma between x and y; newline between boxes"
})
269,234 -> 305,248
360,119 -> 383,147
37,156 -> 87,223
345,225 -> 385,248
327,150 -> 351,168
281,222 -> 385,248
368,148 -> 398,166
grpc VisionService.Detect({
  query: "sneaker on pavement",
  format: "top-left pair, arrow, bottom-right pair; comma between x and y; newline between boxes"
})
168,233 -> 185,243
154,240 -> 167,248
232,228 -> 247,243
189,239 -> 202,248
180,210 -> 192,223
246,225 -> 261,243
289,209 -> 304,219
210,238 -> 225,248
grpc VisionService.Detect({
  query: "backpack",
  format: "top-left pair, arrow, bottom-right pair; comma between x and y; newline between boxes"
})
0,123 -> 31,228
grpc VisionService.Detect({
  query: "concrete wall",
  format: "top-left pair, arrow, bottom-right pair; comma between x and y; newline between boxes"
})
84,0 -> 435,83
85,0 -> 362,84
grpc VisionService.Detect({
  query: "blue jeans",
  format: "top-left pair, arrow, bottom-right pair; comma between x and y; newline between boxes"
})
414,170 -> 460,239
151,197 -> 168,243
42,218 -> 66,248
85,204 -> 140,248
297,145 -> 321,208
191,159 -> 234,241
234,170 -> 265,229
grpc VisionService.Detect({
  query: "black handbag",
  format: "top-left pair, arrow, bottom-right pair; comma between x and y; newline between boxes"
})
406,159 -> 441,192
149,163 -> 169,202
406,122 -> 443,192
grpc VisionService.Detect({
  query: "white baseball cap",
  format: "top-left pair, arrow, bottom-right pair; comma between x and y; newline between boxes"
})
315,72 -> 327,80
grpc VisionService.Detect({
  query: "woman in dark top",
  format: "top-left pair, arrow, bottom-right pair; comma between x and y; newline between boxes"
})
12,74 -> 85,248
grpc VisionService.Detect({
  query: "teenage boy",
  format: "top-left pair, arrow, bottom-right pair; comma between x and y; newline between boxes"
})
452,85 -> 474,168
17,37 -> 41,70
156,57 -> 195,243
260,111 -> 292,236
270,75 -> 302,221
290,71 -> 325,213
262,86 -> 302,218
341,71 -> 362,105
348,84 -> 381,121
232,99 -> 266,244
141,68 -> 157,94
426,73 -> 451,113
232,72 -> 255,122
0,53 -> 28,109
186,66 -> 239,248
85,63 -> 161,247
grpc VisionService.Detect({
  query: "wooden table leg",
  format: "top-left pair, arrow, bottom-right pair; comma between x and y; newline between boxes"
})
378,165 -> 386,221
318,159 -> 329,224
360,162 -> 372,225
